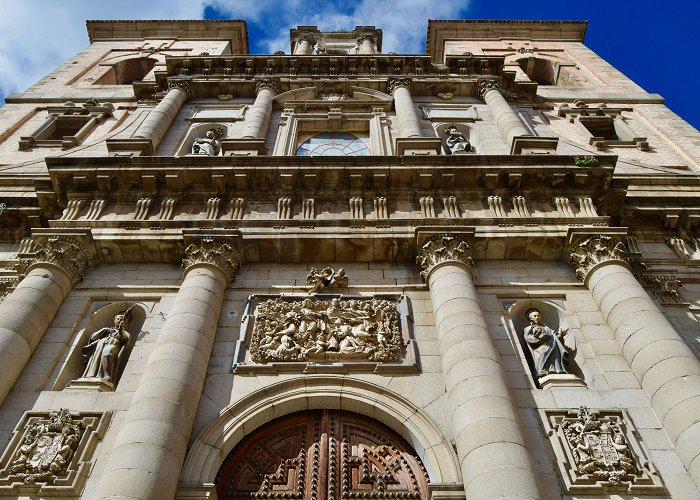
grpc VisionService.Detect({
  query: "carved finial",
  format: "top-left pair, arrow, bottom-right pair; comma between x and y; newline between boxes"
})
183,237 -> 240,283
568,235 -> 628,282
476,79 -> 501,99
416,234 -> 473,279
387,78 -> 412,95
28,236 -> 90,285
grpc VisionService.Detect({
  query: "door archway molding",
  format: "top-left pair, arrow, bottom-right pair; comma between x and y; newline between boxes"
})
180,375 -> 461,488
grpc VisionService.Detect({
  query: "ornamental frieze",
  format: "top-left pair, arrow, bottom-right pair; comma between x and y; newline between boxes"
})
0,409 -> 110,494
568,235 -> 628,281
541,407 -> 666,494
233,295 -> 417,372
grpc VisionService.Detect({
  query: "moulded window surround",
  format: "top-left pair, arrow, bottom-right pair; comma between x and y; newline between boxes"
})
18,101 -> 114,151
295,132 -> 370,156
273,109 -> 391,156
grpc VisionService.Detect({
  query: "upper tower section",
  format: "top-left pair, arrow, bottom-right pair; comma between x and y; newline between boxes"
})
87,20 -> 249,54
290,25 -> 382,55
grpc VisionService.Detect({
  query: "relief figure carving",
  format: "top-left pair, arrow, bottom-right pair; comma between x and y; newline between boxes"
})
251,297 -> 401,363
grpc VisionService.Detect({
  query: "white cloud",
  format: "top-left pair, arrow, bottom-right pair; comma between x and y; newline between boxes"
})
0,0 -> 469,101
0,0 -> 205,100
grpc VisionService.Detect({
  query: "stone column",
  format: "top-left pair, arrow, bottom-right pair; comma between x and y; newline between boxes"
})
241,80 -> 278,140
94,238 -> 240,500
357,35 -> 376,54
569,235 -> 700,489
417,234 -> 542,500
388,78 -> 422,139
478,80 -> 530,147
294,33 -> 316,55
133,82 -> 190,150
0,236 -> 89,406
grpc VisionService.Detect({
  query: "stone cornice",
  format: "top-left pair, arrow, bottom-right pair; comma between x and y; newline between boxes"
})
416,233 -> 474,279
182,237 -> 241,283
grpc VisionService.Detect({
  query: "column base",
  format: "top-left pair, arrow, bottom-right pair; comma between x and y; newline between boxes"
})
538,373 -> 586,390
65,377 -> 115,392
395,137 -> 442,156
510,136 -> 559,155
221,138 -> 267,156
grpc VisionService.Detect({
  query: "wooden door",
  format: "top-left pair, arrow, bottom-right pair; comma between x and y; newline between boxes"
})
216,409 -> 429,500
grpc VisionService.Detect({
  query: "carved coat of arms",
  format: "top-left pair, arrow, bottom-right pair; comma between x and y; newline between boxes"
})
8,409 -> 83,484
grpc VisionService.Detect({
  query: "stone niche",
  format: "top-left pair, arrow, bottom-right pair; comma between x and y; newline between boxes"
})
0,409 -> 110,496
505,298 -> 585,389
540,407 -> 666,495
232,294 -> 418,373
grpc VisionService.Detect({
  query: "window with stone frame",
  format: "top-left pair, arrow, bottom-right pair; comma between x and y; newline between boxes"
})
18,101 -> 114,151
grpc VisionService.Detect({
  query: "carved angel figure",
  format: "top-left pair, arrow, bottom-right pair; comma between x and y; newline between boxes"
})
523,308 -> 571,377
306,267 -> 348,294
81,306 -> 133,384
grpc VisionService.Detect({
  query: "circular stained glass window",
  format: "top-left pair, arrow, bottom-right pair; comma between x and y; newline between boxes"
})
296,132 -> 369,156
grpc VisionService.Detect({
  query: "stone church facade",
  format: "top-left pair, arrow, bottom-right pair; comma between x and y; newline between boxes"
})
0,18 -> 699,499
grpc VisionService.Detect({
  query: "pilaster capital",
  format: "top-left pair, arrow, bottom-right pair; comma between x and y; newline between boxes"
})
297,33 -> 318,45
183,237 -> 241,284
568,235 -> 629,282
476,79 -> 502,100
387,78 -> 413,95
167,79 -> 193,100
416,234 -> 473,279
27,236 -> 91,285
255,79 -> 280,96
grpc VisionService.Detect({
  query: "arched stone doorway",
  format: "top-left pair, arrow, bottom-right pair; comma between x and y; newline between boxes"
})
215,409 -> 429,499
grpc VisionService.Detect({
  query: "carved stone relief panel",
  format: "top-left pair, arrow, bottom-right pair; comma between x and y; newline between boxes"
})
540,407 -> 666,495
0,409 -> 110,495
232,294 -> 418,373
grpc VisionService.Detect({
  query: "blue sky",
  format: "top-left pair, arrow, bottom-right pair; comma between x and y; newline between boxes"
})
0,0 -> 697,130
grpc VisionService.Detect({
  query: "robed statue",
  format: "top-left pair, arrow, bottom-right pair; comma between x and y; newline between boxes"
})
523,307 -> 571,378
81,305 -> 134,385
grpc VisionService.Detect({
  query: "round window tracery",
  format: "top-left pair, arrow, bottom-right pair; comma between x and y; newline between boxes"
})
296,132 -> 369,156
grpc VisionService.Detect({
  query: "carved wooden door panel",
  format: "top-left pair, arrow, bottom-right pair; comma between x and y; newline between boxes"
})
216,410 -> 429,500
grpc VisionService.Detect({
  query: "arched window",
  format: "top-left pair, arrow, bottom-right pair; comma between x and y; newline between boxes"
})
94,57 -> 158,85
215,409 -> 429,499
296,132 -> 370,156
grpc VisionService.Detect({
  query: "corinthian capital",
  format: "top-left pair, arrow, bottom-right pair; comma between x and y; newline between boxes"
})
416,234 -> 473,279
568,235 -> 628,281
297,33 -> 318,45
477,79 -> 501,99
167,79 -> 193,100
255,79 -> 280,95
387,78 -> 412,95
29,236 -> 91,285
183,237 -> 241,283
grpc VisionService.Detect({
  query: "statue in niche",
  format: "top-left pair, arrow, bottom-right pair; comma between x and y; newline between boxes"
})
523,307 -> 571,377
442,125 -> 473,155
80,306 -> 134,386
191,128 -> 223,156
